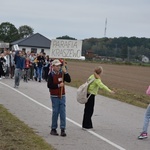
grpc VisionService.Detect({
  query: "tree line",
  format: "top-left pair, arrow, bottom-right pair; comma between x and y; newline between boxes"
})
82,37 -> 150,62
0,22 -> 34,43
0,22 -> 150,61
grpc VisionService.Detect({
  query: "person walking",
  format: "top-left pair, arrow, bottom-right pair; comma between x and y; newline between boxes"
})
0,53 -> 6,80
29,52 -> 35,80
14,50 -> 25,88
82,66 -> 115,129
43,55 -> 50,81
138,86 -> 150,139
37,52 -> 45,82
33,53 -> 38,81
23,55 -> 31,82
138,104 -> 150,139
9,50 -> 15,79
47,59 -> 71,136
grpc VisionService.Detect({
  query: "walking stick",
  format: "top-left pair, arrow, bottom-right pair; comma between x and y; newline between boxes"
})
60,59 -> 65,99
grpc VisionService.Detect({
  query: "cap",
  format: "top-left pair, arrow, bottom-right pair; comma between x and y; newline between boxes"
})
52,59 -> 62,66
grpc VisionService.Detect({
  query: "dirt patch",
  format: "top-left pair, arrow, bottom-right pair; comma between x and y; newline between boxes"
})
67,61 -> 150,95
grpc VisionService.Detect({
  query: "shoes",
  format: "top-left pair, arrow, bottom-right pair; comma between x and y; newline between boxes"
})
138,132 -> 148,139
14,85 -> 18,88
50,129 -> 67,137
82,126 -> 93,129
82,127 -> 94,131
50,129 -> 59,136
34,77 -> 37,81
60,129 -> 67,137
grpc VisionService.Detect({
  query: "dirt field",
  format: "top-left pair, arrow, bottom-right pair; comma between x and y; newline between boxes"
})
67,60 -> 150,95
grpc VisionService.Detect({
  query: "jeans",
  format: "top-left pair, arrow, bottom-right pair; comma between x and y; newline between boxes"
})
143,104 -> 150,133
14,68 -> 22,86
34,67 -> 38,78
50,95 -> 66,129
37,67 -> 43,81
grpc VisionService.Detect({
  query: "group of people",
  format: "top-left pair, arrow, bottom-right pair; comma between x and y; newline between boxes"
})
0,49 -> 53,87
47,59 -> 150,140
0,50 -> 15,80
1,49 -> 150,139
47,59 -> 115,136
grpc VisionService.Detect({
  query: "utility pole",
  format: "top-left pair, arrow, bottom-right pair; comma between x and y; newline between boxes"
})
104,18 -> 107,37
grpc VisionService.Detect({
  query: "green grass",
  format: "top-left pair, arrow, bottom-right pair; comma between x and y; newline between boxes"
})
0,104 -> 55,150
66,82 -> 150,109
98,88 -> 150,108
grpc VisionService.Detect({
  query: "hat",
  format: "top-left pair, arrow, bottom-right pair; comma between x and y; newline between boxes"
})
52,59 -> 62,66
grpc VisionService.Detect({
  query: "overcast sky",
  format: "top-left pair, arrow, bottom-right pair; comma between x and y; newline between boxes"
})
1,0 -> 150,40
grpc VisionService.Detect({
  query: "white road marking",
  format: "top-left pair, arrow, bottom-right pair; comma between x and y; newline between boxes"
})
0,81 -> 126,150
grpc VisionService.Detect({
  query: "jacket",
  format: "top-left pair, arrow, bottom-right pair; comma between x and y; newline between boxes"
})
87,74 -> 111,95
47,71 -> 71,97
14,52 -> 25,70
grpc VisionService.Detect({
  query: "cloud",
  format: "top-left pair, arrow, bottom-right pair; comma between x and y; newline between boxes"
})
0,0 -> 150,39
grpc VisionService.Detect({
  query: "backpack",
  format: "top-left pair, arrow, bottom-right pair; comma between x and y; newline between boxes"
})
77,78 -> 95,104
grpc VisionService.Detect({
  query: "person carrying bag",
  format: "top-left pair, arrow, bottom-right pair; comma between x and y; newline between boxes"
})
82,66 -> 115,129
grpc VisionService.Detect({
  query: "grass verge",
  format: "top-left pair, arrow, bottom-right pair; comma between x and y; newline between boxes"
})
0,104 -> 55,150
66,81 -> 150,108
98,88 -> 150,108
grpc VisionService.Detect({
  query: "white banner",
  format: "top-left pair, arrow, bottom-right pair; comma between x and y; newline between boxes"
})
13,44 -> 19,51
50,39 -> 82,59
0,43 -> 9,48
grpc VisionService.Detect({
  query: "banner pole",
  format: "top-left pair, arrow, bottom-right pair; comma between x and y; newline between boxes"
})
60,58 -> 65,99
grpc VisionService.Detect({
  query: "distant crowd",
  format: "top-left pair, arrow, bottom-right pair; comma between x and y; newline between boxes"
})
0,49 -> 54,82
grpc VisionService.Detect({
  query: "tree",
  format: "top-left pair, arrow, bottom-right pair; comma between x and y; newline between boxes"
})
0,22 -> 19,43
56,35 -> 76,40
18,25 -> 34,38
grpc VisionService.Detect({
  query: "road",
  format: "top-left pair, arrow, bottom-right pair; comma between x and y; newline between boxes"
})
0,79 -> 149,150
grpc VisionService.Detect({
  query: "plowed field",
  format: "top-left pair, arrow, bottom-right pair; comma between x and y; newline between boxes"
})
67,61 -> 150,95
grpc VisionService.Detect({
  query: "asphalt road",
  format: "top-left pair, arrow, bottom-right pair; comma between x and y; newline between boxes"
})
0,78 -> 150,150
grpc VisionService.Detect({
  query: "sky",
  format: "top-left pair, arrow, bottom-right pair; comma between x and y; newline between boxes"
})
1,0 -> 150,40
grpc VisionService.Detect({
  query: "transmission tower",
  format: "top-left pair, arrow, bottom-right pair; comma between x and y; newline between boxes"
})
104,18 -> 107,37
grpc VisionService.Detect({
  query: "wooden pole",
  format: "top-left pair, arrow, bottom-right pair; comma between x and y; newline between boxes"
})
60,59 -> 65,99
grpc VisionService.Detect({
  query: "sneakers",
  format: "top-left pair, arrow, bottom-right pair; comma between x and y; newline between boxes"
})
138,132 -> 148,139
61,129 -> 67,137
50,129 -> 59,136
